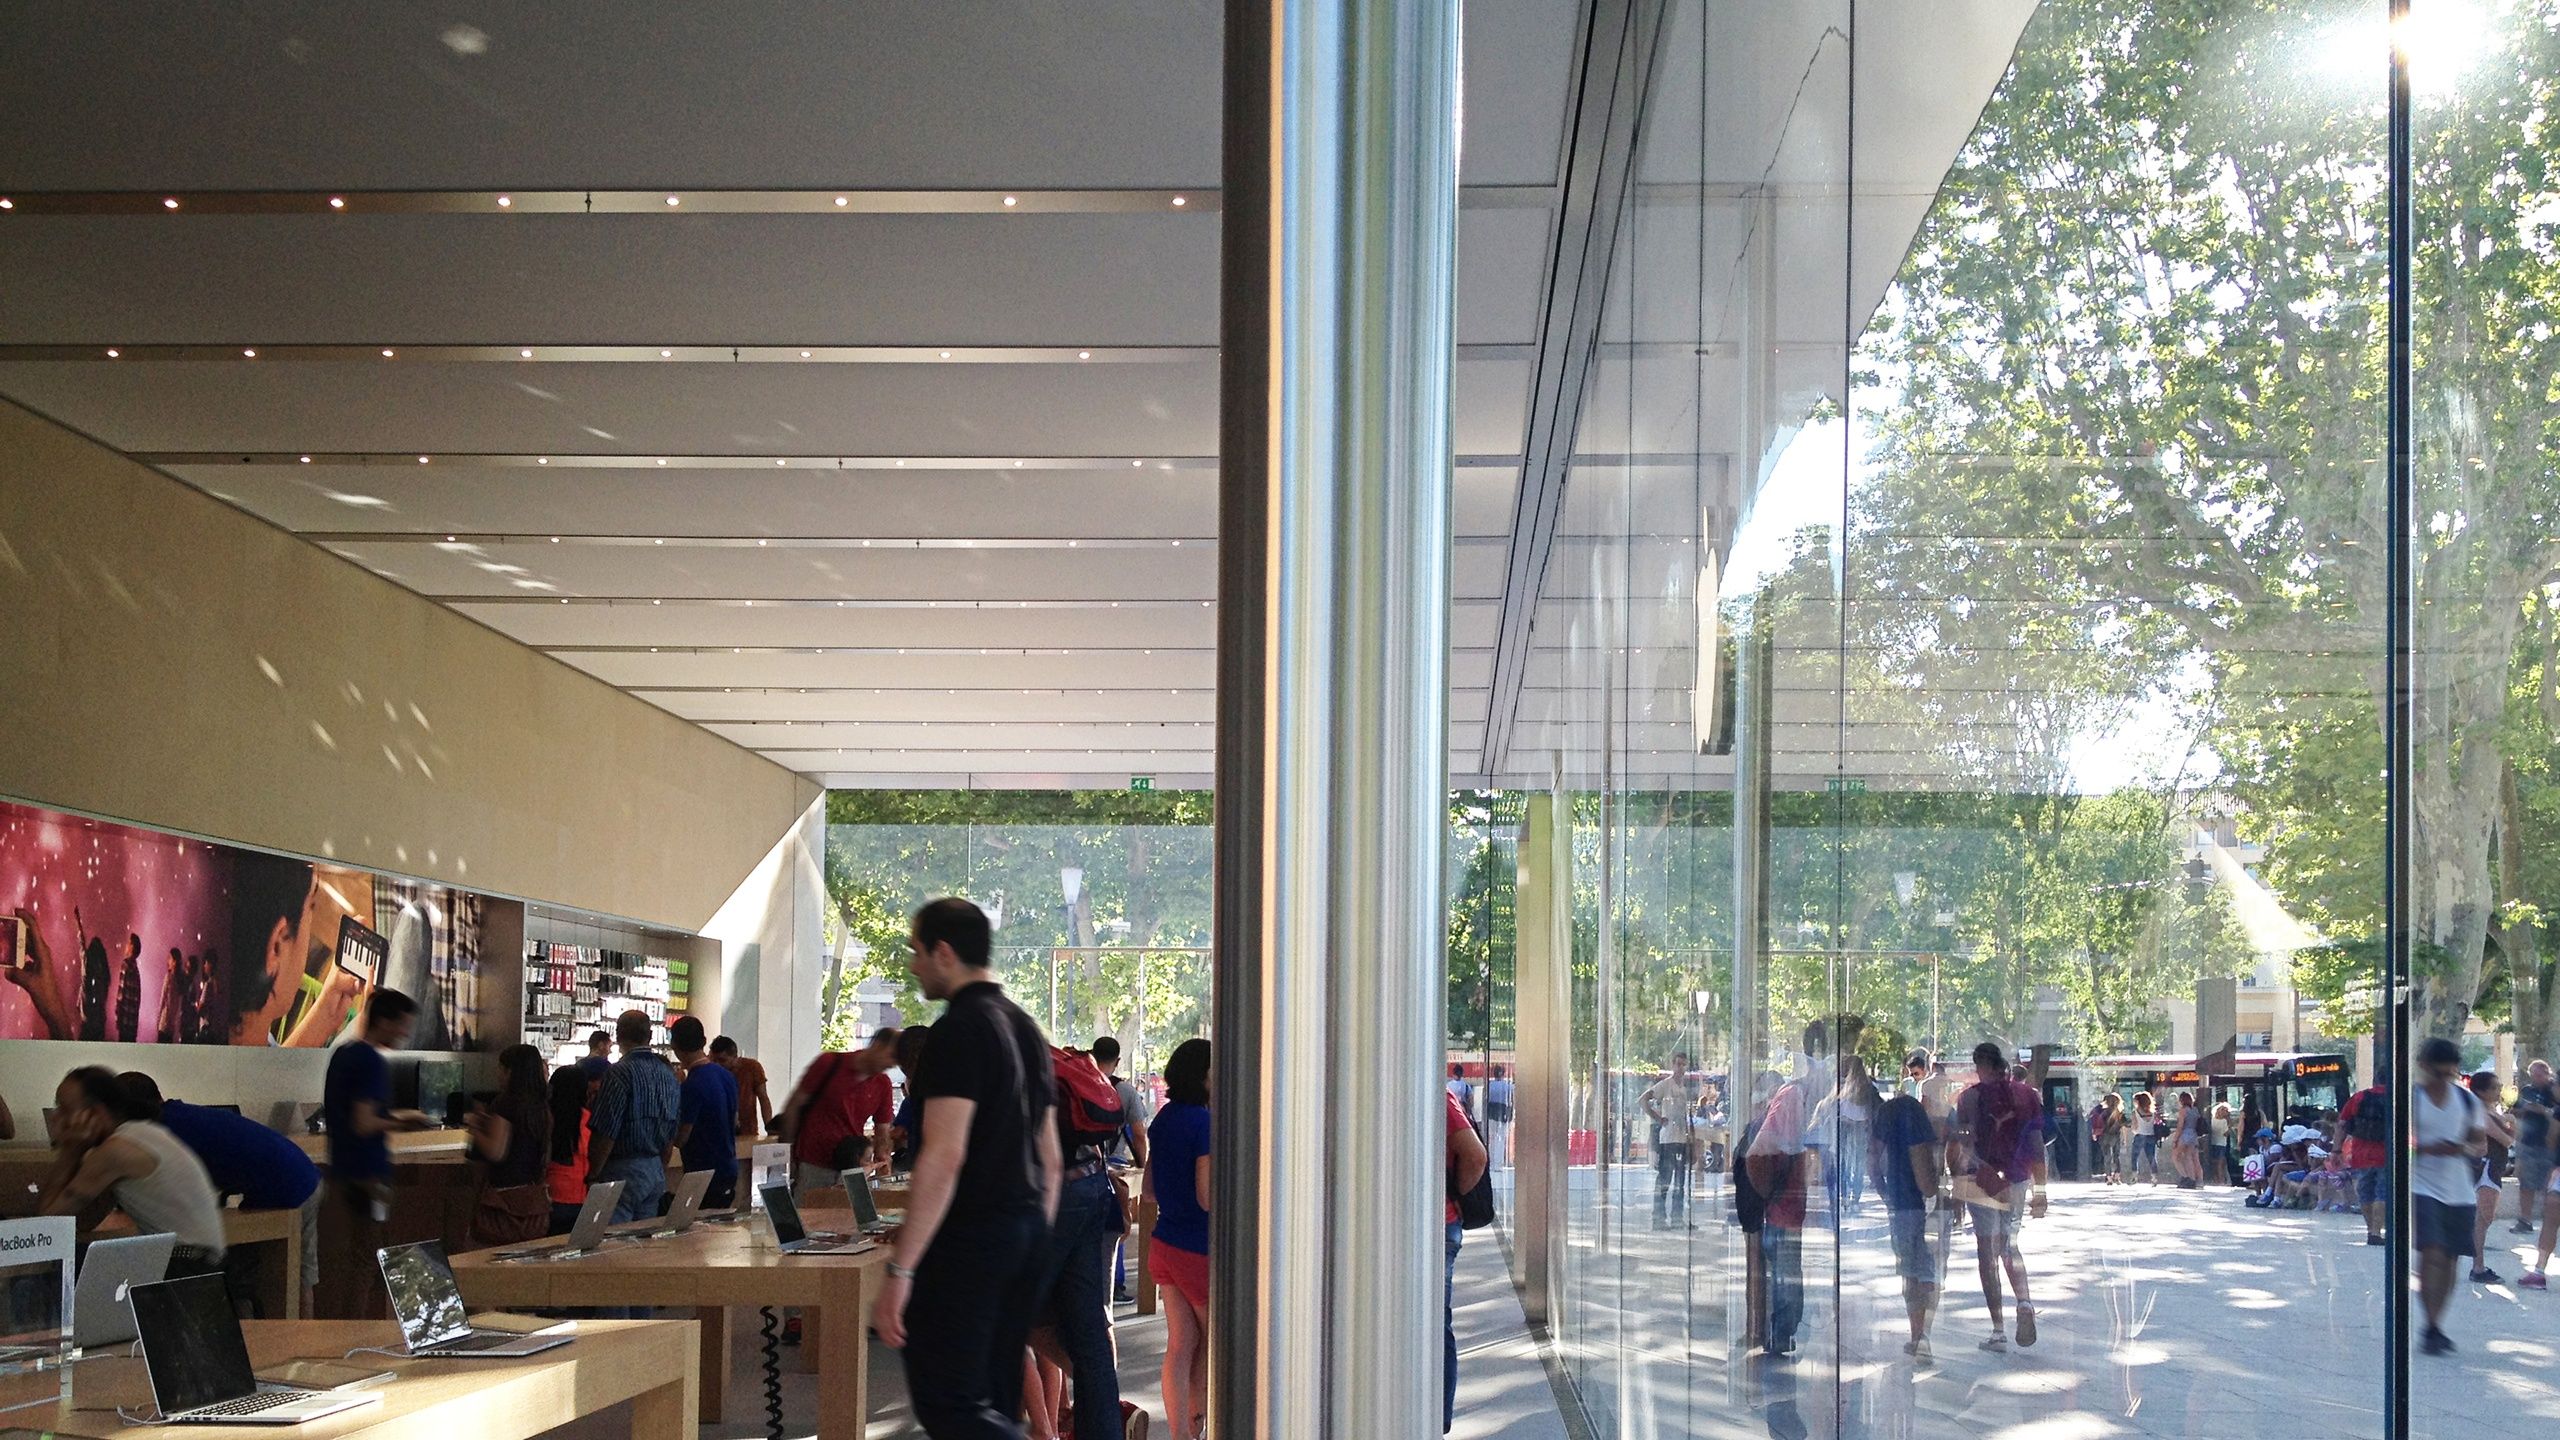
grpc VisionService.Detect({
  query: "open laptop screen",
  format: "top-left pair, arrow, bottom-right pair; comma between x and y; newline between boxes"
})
846,1173 -> 881,1228
131,1273 -> 256,1415
759,1184 -> 806,1245
379,1242 -> 471,1350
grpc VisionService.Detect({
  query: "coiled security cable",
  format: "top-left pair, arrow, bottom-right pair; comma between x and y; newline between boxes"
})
758,1306 -> 785,1440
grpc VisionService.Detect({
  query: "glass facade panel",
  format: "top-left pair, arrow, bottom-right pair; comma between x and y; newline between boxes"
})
1459,0 -> 2560,1433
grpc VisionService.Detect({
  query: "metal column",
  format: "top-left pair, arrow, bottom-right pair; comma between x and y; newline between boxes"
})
1512,789 -> 1571,1328
1213,0 -> 1463,1435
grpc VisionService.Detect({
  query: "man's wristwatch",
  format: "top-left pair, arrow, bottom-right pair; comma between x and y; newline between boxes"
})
887,1261 -> 918,1281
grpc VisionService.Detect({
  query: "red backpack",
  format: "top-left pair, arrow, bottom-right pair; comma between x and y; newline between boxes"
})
1051,1047 -> 1127,1151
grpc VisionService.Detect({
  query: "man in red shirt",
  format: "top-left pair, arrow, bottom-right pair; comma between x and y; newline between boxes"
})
2339,1074 -> 2391,1245
780,1027 -> 900,1190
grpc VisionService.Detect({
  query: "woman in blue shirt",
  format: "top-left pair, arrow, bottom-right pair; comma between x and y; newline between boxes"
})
1147,1039 -> 1211,1440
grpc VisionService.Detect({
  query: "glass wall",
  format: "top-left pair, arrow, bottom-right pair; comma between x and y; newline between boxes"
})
822,819 -> 1211,1075
1491,0 -> 2560,1435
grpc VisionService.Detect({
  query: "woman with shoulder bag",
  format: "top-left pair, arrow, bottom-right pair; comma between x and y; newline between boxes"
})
465,1044 -> 554,1248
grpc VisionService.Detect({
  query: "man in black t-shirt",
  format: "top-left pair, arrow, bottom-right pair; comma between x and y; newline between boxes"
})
871,897 -> 1060,1439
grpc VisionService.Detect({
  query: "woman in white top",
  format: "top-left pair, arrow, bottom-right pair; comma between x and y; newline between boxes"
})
36,1066 -> 228,1276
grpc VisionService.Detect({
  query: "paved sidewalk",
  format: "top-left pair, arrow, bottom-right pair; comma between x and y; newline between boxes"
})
1539,1168 -> 2560,1440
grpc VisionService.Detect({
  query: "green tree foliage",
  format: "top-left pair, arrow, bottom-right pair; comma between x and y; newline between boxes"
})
1851,0 -> 2560,1047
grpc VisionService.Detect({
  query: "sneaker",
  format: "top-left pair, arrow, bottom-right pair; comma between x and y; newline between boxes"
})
1121,1402 -> 1151,1440
2422,1327 -> 2454,1355
2471,1267 -> 2502,1283
1980,1332 -> 2008,1353
1113,1288 -> 1136,1306
2514,1220 -> 2537,1235
2013,1308 -> 2037,1348
2521,1271 -> 2548,1290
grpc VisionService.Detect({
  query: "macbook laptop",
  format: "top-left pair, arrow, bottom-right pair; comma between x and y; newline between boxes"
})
495,1179 -> 625,1260
129,1273 -> 382,1425
759,1184 -> 871,1255
625,1170 -> 712,1239
842,1173 -> 898,1236
377,1242 -> 571,1358
72,1232 -> 174,1349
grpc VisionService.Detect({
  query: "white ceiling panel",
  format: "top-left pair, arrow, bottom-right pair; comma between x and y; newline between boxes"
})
569,648 -> 1213,691
174,464 -> 1221,540
462,601 -> 1215,651
0,360 -> 1220,456
326,539 -> 1219,602
644,689 -> 1216,725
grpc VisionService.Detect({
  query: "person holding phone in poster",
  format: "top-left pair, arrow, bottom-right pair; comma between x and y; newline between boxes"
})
5,905 -> 82,1045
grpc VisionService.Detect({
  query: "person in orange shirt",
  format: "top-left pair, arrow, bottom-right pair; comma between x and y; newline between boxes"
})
711,1035 -> 776,1135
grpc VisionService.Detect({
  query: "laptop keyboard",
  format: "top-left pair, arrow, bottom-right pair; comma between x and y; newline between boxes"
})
185,1390 -> 314,1419
430,1331 -> 525,1353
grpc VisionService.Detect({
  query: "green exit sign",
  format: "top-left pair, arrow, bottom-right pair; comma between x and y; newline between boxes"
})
1825,776 -> 1867,795
1129,776 -> 1155,792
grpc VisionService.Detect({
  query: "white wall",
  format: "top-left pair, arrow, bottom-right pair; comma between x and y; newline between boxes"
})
704,795 -> 828,1097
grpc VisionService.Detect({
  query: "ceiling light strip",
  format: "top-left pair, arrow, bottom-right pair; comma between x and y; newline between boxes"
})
430,595 -> 1219,609
139,451 -> 1524,469
0,189 -> 1216,216
0,186 -> 1559,216
22,342 -> 1535,365
339,533 -> 1209,550
5,343 -> 1215,365
545,645 -> 1218,656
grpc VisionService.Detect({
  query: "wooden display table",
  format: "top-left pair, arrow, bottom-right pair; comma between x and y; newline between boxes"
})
11,1317 -> 695,1440
448,1220 -> 883,1440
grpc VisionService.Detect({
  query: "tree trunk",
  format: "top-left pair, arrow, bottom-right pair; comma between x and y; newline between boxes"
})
2500,760 -> 2554,1064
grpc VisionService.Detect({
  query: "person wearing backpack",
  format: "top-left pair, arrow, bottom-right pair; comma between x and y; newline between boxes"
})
1952,1041 -> 2047,1352
2340,1073 -> 2391,1244
1023,1040 -> 1134,1440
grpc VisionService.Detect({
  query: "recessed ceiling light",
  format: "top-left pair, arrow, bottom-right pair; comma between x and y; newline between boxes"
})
776,459 -> 786,466
242,347 -> 256,357
328,197 -> 345,210
548,536 -> 560,543
654,538 -> 663,544
1015,460 -> 1024,467
536,457 -> 548,465
1132,459 -> 1143,467
654,599 -> 662,605
1171,195 -> 1187,208
660,349 -> 673,358
894,461 -> 904,467
496,195 -> 512,208
1002,195 -> 1018,208
1078,351 -> 1091,360
833,196 -> 848,207
382,349 -> 395,358
445,534 -> 457,542
665,195 -> 681,206
417,455 -> 430,464
560,598 -> 569,604
520,348 -> 533,358
0,199 -> 13,210
105,348 -> 119,358
299,455 -> 312,463
758,538 -> 769,545
939,351 -> 952,359
162,198 -> 179,210
799,350 -> 812,358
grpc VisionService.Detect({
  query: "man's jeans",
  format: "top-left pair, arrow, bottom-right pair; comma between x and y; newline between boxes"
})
1443,1220 -> 1463,1432
1029,1172 -> 1123,1440
1760,1224 -> 1804,1351
597,1154 -> 669,1223
905,1208 -> 1046,1439
1655,1142 -> 1691,1219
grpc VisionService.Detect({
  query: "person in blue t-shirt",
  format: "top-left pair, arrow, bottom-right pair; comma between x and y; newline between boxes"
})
1147,1039 -> 1213,1440
671,1016 -> 740,1208
118,1070 -> 324,1315
1875,1052 -> 1947,1360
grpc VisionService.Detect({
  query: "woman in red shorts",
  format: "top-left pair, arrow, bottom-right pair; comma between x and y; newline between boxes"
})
1147,1039 -> 1212,1440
